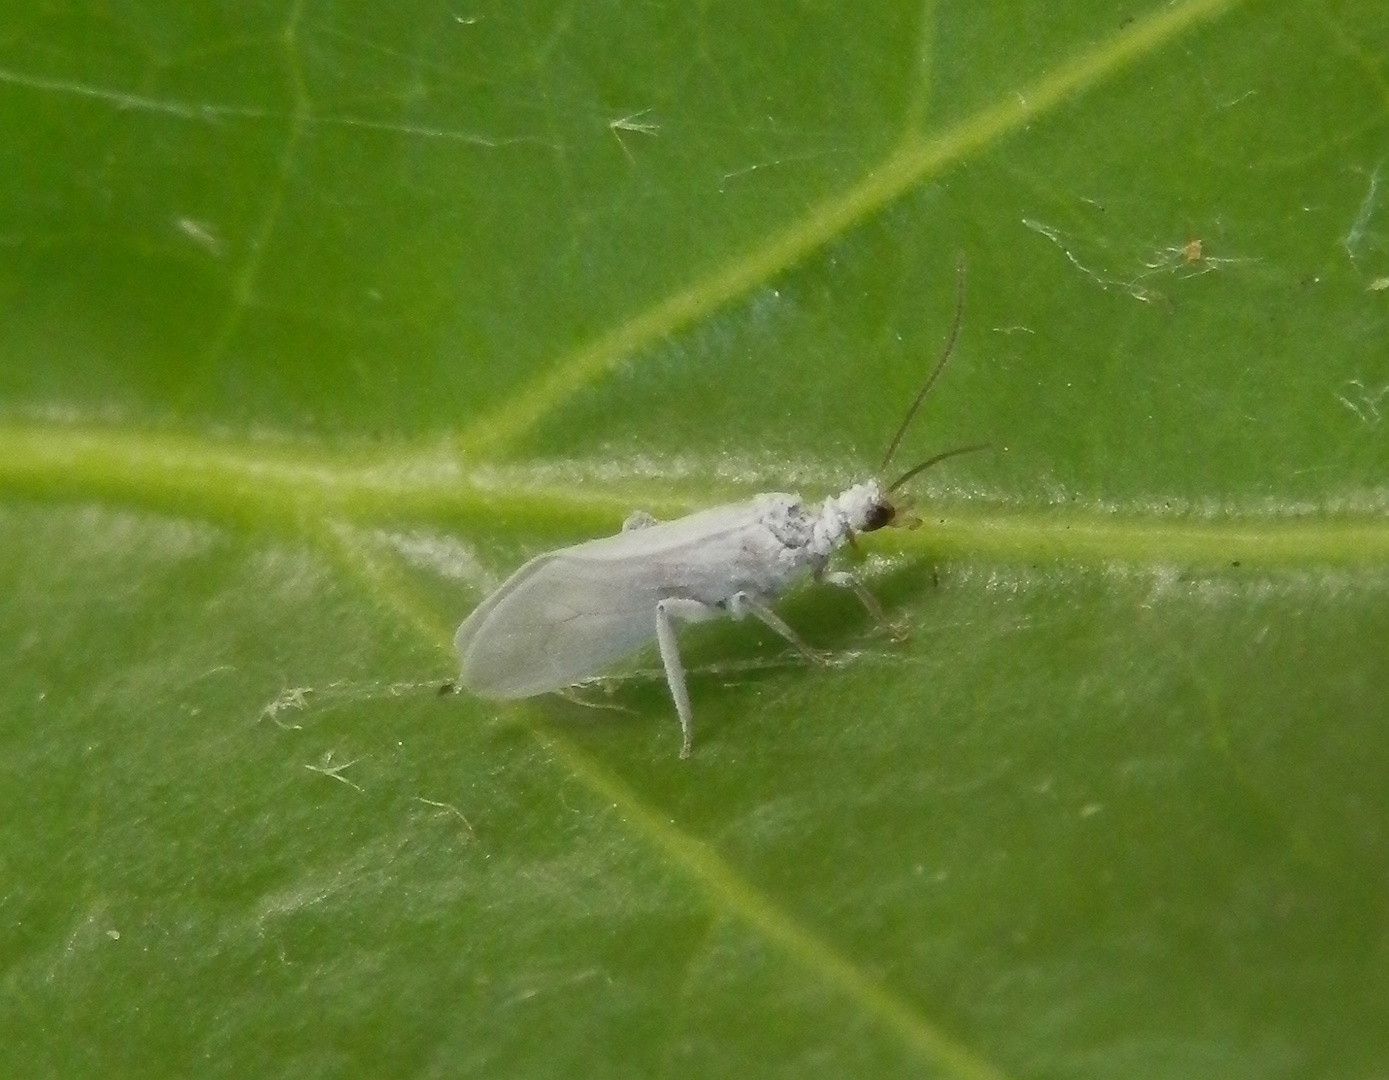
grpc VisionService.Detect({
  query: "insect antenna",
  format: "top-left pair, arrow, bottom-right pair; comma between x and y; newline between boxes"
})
878,253 -> 968,474
888,442 -> 990,493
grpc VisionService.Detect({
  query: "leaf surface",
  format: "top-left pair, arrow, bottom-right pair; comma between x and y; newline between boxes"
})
3,1 -> 1388,1077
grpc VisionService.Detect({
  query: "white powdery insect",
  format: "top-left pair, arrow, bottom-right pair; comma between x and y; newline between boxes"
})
454,263 -> 985,758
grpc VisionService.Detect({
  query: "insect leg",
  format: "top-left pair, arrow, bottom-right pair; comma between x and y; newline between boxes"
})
730,592 -> 833,666
654,596 -> 720,758
820,570 -> 909,641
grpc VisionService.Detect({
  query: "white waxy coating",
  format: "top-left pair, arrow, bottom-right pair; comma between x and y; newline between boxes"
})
453,480 -> 889,699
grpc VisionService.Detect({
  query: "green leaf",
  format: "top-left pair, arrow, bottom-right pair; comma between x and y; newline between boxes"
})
3,0 -> 1388,1077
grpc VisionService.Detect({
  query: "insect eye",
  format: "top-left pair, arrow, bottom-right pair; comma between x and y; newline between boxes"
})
861,502 -> 895,532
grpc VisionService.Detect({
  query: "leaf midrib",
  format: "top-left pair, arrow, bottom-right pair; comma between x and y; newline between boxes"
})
2,424 -> 1385,567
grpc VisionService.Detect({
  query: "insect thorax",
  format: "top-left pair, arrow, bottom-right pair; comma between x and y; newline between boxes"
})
756,480 -> 888,566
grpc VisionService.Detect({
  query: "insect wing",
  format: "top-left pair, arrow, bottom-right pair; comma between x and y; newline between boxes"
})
455,548 -> 672,697
455,500 -> 780,698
